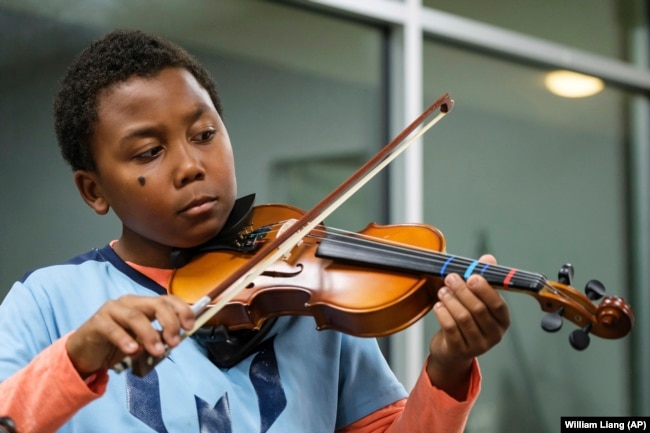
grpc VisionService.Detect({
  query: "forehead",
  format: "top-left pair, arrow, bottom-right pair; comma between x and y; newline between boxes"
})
96,67 -> 213,120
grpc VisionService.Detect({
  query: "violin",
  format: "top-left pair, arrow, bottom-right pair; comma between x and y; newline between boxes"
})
168,199 -> 633,342
114,93 -> 634,377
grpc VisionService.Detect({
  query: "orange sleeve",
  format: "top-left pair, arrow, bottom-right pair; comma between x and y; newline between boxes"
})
338,357 -> 481,433
0,333 -> 108,433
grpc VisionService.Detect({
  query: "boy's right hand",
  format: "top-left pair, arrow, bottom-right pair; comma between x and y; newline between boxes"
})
66,295 -> 195,377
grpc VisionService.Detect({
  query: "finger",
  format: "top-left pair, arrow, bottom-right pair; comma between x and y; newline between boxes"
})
465,275 -> 510,327
163,295 -> 196,331
93,299 -> 151,355
450,274 -> 510,351
437,281 -> 484,346
433,292 -> 470,350
445,267 -> 508,329
442,274 -> 507,344
111,300 -> 169,356
478,254 -> 497,265
152,296 -> 195,348
102,296 -> 182,356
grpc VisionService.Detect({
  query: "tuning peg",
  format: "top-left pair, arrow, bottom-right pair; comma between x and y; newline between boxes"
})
584,279 -> 606,300
569,324 -> 592,350
557,263 -> 574,285
541,307 -> 564,332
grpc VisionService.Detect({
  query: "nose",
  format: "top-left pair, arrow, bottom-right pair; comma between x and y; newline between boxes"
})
173,142 -> 205,187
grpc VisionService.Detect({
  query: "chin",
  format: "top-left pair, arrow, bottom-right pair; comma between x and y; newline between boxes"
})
184,222 -> 225,248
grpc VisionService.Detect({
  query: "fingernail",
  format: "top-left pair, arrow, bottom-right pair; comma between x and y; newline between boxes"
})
125,341 -> 138,352
446,274 -> 458,285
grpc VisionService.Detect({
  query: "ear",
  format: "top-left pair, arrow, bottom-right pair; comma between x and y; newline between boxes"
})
74,170 -> 110,215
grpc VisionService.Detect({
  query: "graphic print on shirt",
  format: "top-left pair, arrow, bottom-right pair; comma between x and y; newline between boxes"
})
125,368 -> 169,433
126,335 -> 287,432
248,336 -> 287,433
196,394 -> 232,433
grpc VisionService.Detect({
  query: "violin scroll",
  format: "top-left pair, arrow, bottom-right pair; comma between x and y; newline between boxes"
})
593,296 -> 634,338
537,264 -> 634,350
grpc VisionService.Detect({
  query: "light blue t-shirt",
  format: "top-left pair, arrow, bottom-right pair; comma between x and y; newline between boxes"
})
0,245 -> 407,432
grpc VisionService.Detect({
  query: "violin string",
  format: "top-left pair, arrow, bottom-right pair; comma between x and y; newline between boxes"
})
326,229 -> 540,278
250,222 -> 568,300
320,227 -> 575,300
253,223 -> 540,284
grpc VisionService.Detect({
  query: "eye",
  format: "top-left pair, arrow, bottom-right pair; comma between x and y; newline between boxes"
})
134,145 -> 164,161
194,129 -> 216,143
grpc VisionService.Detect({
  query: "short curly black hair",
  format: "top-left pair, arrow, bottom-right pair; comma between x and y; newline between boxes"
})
53,29 -> 223,172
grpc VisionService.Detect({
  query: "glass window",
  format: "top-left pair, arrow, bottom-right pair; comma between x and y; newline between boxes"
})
422,39 -> 631,430
423,0 -> 639,61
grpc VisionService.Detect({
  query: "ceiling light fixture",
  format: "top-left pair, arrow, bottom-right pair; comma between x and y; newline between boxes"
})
544,70 -> 604,98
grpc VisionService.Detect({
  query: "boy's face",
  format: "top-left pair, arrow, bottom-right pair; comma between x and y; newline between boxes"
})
79,67 -> 237,258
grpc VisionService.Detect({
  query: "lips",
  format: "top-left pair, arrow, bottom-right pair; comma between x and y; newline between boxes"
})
179,196 -> 218,216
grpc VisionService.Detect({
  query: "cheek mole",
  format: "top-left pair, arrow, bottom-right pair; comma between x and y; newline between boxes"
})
138,176 -> 146,186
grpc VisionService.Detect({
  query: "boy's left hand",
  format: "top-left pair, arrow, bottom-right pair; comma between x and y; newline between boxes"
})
426,254 -> 510,400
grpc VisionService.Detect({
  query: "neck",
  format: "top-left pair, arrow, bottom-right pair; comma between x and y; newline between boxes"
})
315,230 -> 546,294
113,231 -> 176,269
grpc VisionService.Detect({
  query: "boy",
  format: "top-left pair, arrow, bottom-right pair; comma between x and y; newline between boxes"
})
0,30 -> 509,432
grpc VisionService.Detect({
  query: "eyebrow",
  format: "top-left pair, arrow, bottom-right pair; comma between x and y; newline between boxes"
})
185,105 -> 208,125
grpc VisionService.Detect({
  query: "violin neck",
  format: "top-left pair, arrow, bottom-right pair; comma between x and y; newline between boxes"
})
316,234 -> 546,294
